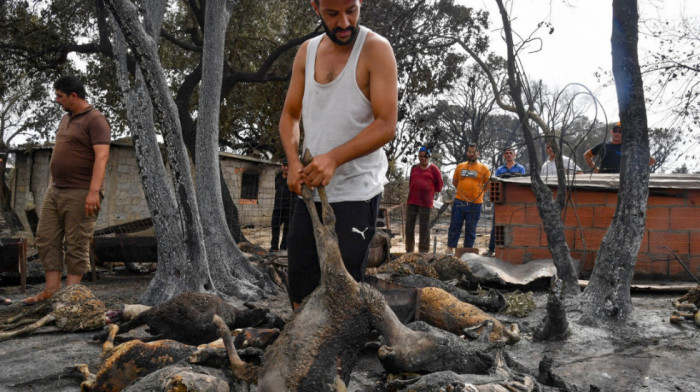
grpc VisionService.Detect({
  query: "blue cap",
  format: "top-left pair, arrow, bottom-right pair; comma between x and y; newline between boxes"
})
419,146 -> 431,155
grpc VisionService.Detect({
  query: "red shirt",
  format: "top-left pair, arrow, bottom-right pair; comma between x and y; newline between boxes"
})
407,164 -> 443,208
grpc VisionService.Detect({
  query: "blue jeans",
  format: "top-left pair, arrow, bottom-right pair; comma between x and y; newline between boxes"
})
447,199 -> 482,248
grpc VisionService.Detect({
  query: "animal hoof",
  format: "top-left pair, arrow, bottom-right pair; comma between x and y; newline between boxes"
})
22,289 -> 54,305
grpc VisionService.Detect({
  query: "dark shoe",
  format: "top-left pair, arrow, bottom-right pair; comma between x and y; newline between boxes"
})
482,250 -> 495,257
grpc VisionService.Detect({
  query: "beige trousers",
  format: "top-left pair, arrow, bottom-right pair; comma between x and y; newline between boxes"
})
35,185 -> 99,275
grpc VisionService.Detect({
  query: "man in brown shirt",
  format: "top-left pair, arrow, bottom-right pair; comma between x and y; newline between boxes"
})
23,76 -> 110,304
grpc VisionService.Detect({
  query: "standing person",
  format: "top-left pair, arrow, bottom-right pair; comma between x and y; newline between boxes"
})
279,0 -> 398,309
541,143 -> 582,177
485,147 -> 525,257
583,122 -> 623,173
270,159 -> 295,253
23,76 -> 110,304
405,146 -> 443,253
447,143 -> 491,255
583,122 -> 656,173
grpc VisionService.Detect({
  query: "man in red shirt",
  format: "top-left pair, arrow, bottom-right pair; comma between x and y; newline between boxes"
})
405,146 -> 443,253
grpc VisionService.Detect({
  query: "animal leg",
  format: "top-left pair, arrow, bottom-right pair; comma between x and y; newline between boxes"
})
317,186 -> 336,229
1,302 -> 51,325
93,308 -> 148,342
68,363 -> 96,386
99,324 -> 120,361
0,318 -> 41,331
300,149 -> 336,232
212,314 -> 258,384
0,313 -> 56,342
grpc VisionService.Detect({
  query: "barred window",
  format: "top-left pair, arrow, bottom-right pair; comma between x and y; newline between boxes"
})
240,172 -> 259,200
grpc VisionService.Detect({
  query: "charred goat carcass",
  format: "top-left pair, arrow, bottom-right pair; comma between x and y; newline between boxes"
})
0,285 -> 105,341
253,166 -> 542,391
94,292 -> 276,345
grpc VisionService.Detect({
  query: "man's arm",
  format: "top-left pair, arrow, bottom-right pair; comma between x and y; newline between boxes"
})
85,144 -> 109,216
583,149 -> 597,172
302,34 -> 398,188
482,166 -> 492,188
649,156 -> 656,166
434,166 -> 444,193
279,42 -> 308,195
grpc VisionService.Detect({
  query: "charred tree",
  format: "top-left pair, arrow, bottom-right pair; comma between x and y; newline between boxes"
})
195,0 -> 276,300
106,0 -> 276,305
454,2 -> 580,298
533,278 -> 570,341
581,0 -> 651,322
491,0 -> 580,297
108,0 -> 212,304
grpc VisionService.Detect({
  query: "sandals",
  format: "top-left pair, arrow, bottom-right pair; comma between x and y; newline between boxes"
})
22,289 -> 54,305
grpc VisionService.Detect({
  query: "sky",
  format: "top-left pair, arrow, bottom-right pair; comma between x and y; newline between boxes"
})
462,0 -> 700,172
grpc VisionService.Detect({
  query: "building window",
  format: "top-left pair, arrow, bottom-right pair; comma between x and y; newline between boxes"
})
489,181 -> 504,203
240,172 -> 259,201
495,225 -> 505,246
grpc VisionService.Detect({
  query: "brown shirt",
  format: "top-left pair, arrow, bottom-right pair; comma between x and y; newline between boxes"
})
50,105 -> 111,189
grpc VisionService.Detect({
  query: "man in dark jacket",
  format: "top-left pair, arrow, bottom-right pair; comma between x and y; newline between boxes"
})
270,159 -> 295,252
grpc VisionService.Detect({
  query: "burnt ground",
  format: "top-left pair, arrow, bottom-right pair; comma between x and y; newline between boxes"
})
0,214 -> 698,392
1,267 -> 698,392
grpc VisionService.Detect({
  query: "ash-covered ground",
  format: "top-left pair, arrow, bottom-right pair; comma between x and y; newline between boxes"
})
1,265 -> 698,392
1,211 -> 698,392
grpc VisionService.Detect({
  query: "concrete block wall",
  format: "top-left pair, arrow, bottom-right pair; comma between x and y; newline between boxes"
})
101,146 -> 151,227
220,159 -> 278,227
9,151 -> 52,237
10,145 -> 280,236
493,182 -> 699,280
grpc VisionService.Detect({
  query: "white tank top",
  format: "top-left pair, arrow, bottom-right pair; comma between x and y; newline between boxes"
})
302,26 -> 389,202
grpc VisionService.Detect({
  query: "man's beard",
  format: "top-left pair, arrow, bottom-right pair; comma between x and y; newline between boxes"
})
467,156 -> 477,162
320,19 -> 359,46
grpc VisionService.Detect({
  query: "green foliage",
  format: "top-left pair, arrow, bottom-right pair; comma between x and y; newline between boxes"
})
0,0 -> 129,142
374,0 -> 491,169
1,0 -> 491,162
502,290 -> 536,318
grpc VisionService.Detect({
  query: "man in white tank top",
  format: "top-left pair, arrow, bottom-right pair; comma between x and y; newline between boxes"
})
279,0 -> 398,309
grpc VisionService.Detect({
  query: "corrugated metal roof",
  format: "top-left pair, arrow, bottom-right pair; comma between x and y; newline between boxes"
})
498,173 -> 700,190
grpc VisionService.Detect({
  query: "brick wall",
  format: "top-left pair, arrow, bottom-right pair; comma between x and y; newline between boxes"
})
492,179 -> 699,280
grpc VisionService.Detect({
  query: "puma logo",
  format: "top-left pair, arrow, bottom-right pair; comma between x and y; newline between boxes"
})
351,227 -> 369,240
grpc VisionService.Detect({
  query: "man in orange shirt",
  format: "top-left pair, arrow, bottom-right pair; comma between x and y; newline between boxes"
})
447,143 -> 490,255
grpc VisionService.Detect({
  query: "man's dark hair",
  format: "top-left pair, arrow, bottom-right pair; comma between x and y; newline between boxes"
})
54,76 -> 86,100
503,147 -> 515,154
467,142 -> 479,152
